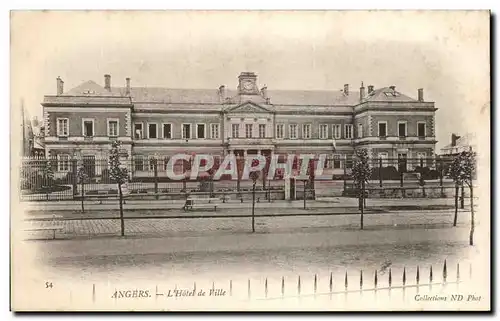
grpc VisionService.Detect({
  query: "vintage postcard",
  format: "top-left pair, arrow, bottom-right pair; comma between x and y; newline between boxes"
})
10,10 -> 491,311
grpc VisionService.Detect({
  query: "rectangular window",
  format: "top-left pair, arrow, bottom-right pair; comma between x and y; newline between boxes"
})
333,124 -> 341,139
378,122 -> 387,137
163,124 -> 172,139
134,156 -> 144,171
319,124 -> 328,139
398,122 -> 407,137
57,154 -> 69,172
210,124 -> 219,139
417,152 -> 426,167
357,124 -> 363,138
57,118 -> 69,137
378,152 -> 389,167
333,155 -> 341,169
418,122 -> 426,138
344,124 -> 353,139
245,124 -> 253,138
182,124 -> 191,139
232,124 -> 239,138
345,156 -> 353,169
107,119 -> 118,137
134,123 -> 143,139
276,124 -> 284,139
83,119 -> 94,137
289,124 -> 297,139
196,124 -> 206,139
148,157 -> 156,171
259,124 -> 266,138
302,124 -> 311,139
148,123 -> 158,139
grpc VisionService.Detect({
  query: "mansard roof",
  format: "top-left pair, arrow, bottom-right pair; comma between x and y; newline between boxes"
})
48,79 -> 421,107
363,87 -> 417,102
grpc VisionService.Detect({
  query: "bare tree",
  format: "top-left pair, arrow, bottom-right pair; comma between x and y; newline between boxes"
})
77,164 -> 88,213
351,149 -> 371,230
108,140 -> 129,237
249,159 -> 260,233
448,151 -> 476,245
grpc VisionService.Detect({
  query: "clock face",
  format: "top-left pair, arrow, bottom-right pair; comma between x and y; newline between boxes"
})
242,81 -> 254,91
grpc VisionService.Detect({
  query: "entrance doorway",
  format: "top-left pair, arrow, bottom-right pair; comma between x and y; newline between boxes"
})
83,155 -> 96,178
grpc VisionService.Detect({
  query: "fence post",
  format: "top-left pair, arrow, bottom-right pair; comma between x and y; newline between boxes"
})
268,179 -> 271,202
72,158 -> 78,198
388,268 -> 392,298
443,260 -> 447,284
359,270 -> 363,291
303,180 -> 307,210
343,155 -> 347,193
314,274 -> 317,295
329,272 -> 333,294
379,158 -> 382,188
281,276 -> 285,298
400,166 -> 404,188
153,158 -> 159,200
265,278 -> 268,298
419,158 -> 426,197
439,157 -> 444,197
429,265 -> 433,290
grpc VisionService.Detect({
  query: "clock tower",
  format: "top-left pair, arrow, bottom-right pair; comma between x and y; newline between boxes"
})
238,72 -> 259,95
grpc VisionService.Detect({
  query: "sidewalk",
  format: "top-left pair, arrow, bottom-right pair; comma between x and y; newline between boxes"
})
22,197 -> 464,214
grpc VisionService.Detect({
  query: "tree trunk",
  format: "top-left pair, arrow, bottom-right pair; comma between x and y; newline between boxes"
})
469,184 -> 474,246
252,182 -> 256,233
360,181 -> 365,230
460,184 -> 465,209
81,181 -> 85,213
453,184 -> 458,226
118,183 -> 125,237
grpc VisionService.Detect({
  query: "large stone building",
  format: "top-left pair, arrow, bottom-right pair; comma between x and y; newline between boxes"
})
41,72 -> 437,177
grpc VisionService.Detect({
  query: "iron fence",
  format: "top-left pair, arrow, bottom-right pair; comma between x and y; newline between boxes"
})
207,259 -> 471,302
18,155 -> 471,202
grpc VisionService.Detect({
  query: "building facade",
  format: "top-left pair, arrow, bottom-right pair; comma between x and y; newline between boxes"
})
41,72 -> 437,177
439,133 -> 476,156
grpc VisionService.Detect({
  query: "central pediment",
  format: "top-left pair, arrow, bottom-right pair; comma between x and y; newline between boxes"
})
225,101 -> 274,114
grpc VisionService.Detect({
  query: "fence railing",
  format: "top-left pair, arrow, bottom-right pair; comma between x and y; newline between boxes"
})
18,155 -> 469,202
132,260 -> 472,304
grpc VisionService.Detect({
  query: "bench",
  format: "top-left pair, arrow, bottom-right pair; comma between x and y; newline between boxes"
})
183,197 -> 221,211
24,215 -> 64,240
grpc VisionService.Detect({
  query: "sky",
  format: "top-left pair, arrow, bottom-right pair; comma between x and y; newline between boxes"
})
10,10 -> 490,150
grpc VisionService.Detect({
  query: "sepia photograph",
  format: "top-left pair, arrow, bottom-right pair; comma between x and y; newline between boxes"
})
9,10 -> 491,311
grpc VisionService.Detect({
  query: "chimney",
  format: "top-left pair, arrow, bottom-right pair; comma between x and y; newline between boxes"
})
218,85 -> 226,102
389,85 -> 396,91
451,133 -> 461,147
104,74 -> 111,91
126,77 -> 131,96
56,76 -> 64,95
368,85 -> 374,94
418,88 -> 424,102
359,82 -> 365,101
261,85 -> 268,99
343,84 -> 349,95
